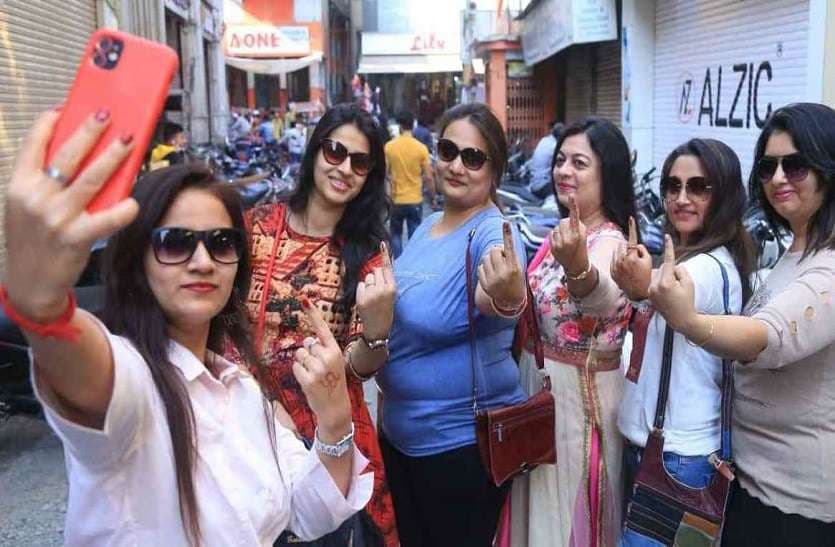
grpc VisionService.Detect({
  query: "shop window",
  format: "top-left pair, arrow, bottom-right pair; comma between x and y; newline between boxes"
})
287,67 -> 310,102
226,66 -> 247,108
255,74 -> 281,108
165,9 -> 185,90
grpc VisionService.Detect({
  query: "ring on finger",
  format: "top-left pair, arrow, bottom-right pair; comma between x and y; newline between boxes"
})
304,337 -> 321,352
44,165 -> 70,185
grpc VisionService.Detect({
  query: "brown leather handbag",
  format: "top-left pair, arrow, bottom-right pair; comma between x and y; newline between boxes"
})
464,228 -> 557,487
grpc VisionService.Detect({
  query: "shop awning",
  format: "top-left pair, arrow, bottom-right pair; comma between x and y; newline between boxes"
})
357,54 -> 462,74
225,52 -> 323,75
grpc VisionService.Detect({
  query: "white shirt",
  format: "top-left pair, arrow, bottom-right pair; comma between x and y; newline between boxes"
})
32,325 -> 373,546
618,247 -> 742,456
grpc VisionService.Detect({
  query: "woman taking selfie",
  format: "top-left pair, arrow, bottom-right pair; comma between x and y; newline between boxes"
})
3,110 -> 371,546
648,103 -> 835,546
367,103 -> 527,547
242,103 -> 398,546
512,117 -> 635,547
611,138 -> 754,546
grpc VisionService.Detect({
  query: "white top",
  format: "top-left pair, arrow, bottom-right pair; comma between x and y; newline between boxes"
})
618,247 -> 742,456
32,323 -> 373,547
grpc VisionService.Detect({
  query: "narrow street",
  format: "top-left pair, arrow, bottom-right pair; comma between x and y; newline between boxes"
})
0,416 -> 67,547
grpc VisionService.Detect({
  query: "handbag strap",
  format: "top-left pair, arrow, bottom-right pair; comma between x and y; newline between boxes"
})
465,226 -> 546,416
653,253 -> 733,461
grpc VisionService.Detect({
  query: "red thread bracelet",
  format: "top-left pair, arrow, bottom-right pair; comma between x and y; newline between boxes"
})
0,286 -> 81,342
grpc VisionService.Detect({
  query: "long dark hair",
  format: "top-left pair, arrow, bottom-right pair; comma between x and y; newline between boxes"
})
100,164 -> 261,543
749,102 -> 835,259
289,103 -> 390,312
661,139 -> 756,302
437,102 -> 508,205
553,117 -> 635,235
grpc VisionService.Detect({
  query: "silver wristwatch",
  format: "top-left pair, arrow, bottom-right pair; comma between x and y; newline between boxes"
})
361,333 -> 389,351
313,422 -> 355,457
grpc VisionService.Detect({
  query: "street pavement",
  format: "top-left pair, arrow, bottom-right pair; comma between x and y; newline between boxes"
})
0,415 -> 67,546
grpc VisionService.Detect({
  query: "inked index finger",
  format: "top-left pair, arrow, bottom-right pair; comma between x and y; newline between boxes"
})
568,194 -> 580,230
380,240 -> 393,270
628,216 -> 638,246
301,297 -> 337,348
663,234 -> 676,266
502,222 -> 517,261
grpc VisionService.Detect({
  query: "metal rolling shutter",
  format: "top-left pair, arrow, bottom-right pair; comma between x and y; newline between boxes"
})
565,45 -> 593,123
595,39 -> 622,127
653,0 -> 809,179
0,0 -> 96,266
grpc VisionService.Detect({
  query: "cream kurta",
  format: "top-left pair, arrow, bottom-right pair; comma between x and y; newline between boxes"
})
511,223 -> 631,547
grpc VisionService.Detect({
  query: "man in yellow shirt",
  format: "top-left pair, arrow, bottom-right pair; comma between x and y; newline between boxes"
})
385,111 -> 436,257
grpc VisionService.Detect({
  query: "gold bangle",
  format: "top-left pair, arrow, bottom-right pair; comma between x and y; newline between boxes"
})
686,317 -> 715,348
490,291 -> 527,319
565,261 -> 593,281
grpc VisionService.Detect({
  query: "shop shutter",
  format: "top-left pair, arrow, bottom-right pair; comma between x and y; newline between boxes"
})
0,0 -> 96,265
595,39 -> 622,127
653,0 -> 810,180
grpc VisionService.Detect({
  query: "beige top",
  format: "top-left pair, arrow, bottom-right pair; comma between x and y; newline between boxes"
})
735,248 -> 835,522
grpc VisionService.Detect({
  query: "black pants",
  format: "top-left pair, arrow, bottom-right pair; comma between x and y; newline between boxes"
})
379,434 -> 509,547
722,481 -> 835,546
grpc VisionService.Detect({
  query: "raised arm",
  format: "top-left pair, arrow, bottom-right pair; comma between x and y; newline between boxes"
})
476,222 -> 527,318
649,235 -> 768,362
345,242 -> 397,379
4,110 -> 138,428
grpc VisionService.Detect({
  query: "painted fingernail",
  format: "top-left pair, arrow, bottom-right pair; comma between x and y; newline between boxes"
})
52,103 -> 64,112
120,132 -> 134,145
95,108 -> 111,123
300,296 -> 312,309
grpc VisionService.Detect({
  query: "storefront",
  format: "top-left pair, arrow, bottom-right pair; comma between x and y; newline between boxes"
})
648,0 -> 823,179
357,31 -> 463,123
518,0 -> 621,136
0,0 -> 97,185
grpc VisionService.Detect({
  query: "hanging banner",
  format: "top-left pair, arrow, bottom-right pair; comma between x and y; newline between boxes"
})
521,0 -> 617,65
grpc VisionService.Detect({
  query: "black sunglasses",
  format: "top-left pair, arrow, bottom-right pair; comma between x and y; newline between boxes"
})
756,153 -> 811,184
437,138 -> 490,171
660,176 -> 713,202
321,138 -> 372,176
151,227 -> 246,265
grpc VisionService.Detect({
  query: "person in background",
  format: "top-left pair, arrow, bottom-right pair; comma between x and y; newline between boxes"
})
369,103 -> 528,547
281,121 -> 307,164
648,103 -> 835,547
240,103 -> 399,547
385,110 -> 436,258
611,138 -> 754,547
228,109 -> 252,142
3,110 -> 371,545
529,121 -> 563,197
272,108 -> 285,143
150,122 -> 188,170
257,111 -> 276,145
511,117 -> 636,547
412,115 -> 434,155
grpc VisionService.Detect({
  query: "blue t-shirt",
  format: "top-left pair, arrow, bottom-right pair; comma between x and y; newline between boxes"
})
378,207 -> 528,456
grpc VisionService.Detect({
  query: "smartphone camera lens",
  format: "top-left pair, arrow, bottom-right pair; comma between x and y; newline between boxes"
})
93,36 -> 123,70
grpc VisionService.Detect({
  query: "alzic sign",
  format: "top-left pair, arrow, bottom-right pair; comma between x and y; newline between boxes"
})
678,61 -> 773,130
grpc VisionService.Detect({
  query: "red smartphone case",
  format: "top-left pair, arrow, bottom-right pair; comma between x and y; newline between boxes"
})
46,29 -> 178,213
